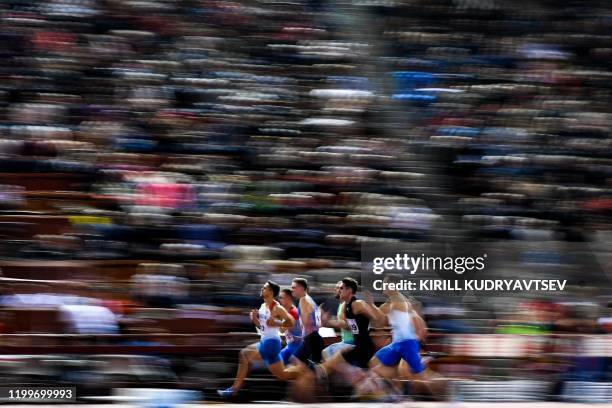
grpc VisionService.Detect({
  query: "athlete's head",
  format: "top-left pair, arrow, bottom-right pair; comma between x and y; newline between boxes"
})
407,295 -> 420,313
279,288 -> 294,310
334,281 -> 343,300
339,277 -> 358,302
262,280 -> 280,299
383,274 -> 401,297
291,277 -> 308,298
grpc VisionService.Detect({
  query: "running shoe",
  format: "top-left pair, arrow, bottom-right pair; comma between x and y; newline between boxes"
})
216,387 -> 235,398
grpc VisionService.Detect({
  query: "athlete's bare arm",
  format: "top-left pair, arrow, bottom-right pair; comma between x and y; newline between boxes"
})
325,302 -> 348,330
373,301 -> 391,328
250,308 -> 261,328
352,299 -> 386,326
299,296 -> 314,331
379,301 -> 391,314
412,311 -> 428,340
268,303 -> 296,330
363,291 -> 388,326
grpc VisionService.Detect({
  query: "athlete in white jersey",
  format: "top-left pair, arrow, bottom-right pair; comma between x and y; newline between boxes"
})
389,307 -> 419,341
367,281 -> 444,400
218,281 -> 301,398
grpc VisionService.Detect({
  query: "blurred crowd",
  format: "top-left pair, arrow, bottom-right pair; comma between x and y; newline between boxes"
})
0,0 -> 610,401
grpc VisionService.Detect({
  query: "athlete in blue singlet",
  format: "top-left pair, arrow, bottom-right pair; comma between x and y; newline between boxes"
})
291,277 -> 324,363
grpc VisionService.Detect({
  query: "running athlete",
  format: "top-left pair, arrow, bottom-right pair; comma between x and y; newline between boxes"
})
318,278 -> 385,376
279,288 -> 302,364
322,281 -> 354,360
369,283 -> 443,399
291,277 -> 324,364
217,281 -> 296,398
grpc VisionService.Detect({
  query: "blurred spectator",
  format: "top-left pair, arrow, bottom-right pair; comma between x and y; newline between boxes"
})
131,263 -> 190,308
59,303 -> 119,335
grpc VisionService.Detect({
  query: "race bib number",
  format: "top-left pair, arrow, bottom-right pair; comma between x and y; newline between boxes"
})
346,318 -> 359,334
315,306 -> 322,327
259,310 -> 269,331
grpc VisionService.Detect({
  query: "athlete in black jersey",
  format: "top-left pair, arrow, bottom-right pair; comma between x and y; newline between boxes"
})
342,292 -> 376,367
318,278 -> 385,377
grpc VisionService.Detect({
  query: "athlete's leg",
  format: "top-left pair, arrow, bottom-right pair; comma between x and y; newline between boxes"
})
259,340 -> 313,383
395,359 -> 418,394
369,354 -> 399,380
398,340 -> 448,399
319,344 -> 354,374
231,343 -> 261,391
398,359 -> 412,378
318,344 -> 375,394
252,341 -> 317,401
281,352 -> 313,381
410,367 -> 448,398
311,331 -> 324,363
356,342 -> 405,399
322,341 -> 353,361
268,359 -> 311,381
293,334 -> 311,362
321,342 -> 336,361
280,341 -> 301,365
370,343 -> 401,378
295,331 -> 323,363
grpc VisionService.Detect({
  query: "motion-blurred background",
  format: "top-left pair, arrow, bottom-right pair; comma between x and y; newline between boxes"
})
0,0 -> 610,403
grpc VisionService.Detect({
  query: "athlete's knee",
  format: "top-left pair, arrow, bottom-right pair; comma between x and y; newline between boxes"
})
240,347 -> 256,362
368,356 -> 380,369
269,363 -> 292,381
330,350 -> 346,365
323,349 -> 347,372
412,368 -> 429,379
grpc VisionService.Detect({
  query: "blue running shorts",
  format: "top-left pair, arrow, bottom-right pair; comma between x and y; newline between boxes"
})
375,339 -> 424,374
258,338 -> 282,366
